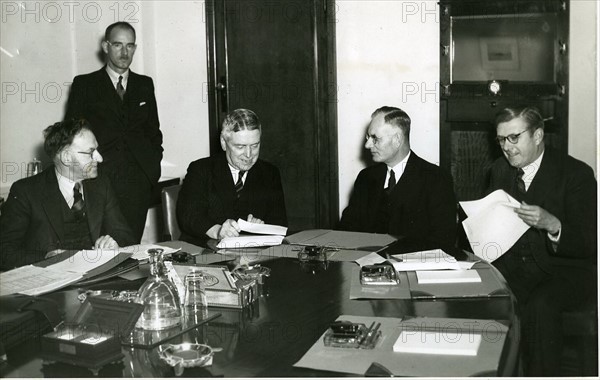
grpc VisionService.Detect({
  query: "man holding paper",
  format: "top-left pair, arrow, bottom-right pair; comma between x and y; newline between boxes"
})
488,106 -> 597,376
338,106 -> 457,252
0,119 -> 135,270
177,109 -> 287,247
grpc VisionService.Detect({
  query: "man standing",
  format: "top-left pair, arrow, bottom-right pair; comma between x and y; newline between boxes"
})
489,106 -> 597,376
339,106 -> 457,252
0,119 -> 135,270
65,21 -> 162,242
177,109 -> 287,247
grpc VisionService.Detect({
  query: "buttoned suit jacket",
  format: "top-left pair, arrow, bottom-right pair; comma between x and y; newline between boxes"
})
488,147 -> 597,275
0,168 -> 136,270
177,154 -> 288,247
65,68 -> 163,185
338,152 -> 457,252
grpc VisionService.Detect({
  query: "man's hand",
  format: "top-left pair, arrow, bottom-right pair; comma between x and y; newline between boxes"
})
515,201 -> 561,234
247,214 -> 264,224
94,235 -> 118,250
218,219 -> 241,239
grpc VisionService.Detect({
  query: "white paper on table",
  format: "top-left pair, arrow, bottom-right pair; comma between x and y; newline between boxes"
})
460,191 -> 530,262
393,330 -> 482,356
217,235 -> 285,249
237,219 -> 288,236
355,252 -> 387,267
416,269 -> 481,284
0,265 -> 83,296
120,244 -> 181,261
46,249 -> 122,274
390,249 -> 461,272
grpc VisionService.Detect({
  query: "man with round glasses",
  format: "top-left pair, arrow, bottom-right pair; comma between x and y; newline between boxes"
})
0,119 -> 135,270
65,21 -> 162,243
488,106 -> 597,376
338,106 -> 457,253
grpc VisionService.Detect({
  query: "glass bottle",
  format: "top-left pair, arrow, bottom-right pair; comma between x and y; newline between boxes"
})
135,249 -> 182,330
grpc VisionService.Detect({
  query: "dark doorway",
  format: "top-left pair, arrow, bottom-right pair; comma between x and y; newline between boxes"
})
205,0 -> 338,230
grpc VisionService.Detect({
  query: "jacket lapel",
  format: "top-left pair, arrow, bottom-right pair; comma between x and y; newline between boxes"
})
41,170 -> 65,242
524,149 -> 559,206
83,179 -> 103,242
213,155 -> 237,201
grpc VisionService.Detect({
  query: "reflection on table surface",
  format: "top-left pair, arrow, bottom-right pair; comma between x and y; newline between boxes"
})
1,243 -> 519,378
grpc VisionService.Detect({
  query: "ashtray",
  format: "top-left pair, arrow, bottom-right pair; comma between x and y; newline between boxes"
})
77,290 -> 139,303
232,265 -> 271,284
158,343 -> 221,376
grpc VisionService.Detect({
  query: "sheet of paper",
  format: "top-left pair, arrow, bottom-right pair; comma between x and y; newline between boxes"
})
393,331 -> 482,356
237,219 -> 288,236
459,190 -> 530,261
46,249 -> 123,274
355,252 -> 387,267
217,235 -> 285,249
285,229 -> 396,250
416,270 -> 481,284
121,243 -> 181,261
390,249 -> 461,271
0,265 -> 83,296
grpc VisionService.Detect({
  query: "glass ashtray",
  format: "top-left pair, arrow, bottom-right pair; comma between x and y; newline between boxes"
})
158,343 -> 220,375
232,265 -> 271,284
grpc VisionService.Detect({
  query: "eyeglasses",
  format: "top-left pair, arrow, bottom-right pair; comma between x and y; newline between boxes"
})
106,41 -> 137,51
76,150 -> 100,160
496,129 -> 529,145
365,133 -> 396,146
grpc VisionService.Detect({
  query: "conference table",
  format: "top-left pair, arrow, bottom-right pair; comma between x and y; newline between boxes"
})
1,239 -> 520,377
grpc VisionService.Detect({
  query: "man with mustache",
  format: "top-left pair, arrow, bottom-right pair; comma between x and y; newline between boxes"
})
177,109 -> 287,247
488,106 -> 597,376
65,21 -> 162,243
339,106 -> 457,252
0,119 -> 135,270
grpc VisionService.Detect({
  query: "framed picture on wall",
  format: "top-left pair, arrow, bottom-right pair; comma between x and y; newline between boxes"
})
479,37 -> 519,70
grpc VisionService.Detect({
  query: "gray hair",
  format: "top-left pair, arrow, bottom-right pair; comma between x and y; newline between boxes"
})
221,109 -> 261,140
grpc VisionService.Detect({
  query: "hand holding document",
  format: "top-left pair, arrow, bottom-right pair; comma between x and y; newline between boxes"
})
460,190 -> 530,262
217,219 -> 288,249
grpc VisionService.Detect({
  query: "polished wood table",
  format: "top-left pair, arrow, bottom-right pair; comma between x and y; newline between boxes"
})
1,243 -> 520,377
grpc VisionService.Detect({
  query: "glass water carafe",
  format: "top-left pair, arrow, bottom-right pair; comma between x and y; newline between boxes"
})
135,249 -> 182,330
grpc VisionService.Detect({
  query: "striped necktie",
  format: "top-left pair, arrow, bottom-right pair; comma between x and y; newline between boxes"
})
385,169 -> 396,195
72,183 -> 85,217
116,75 -> 125,101
235,171 -> 246,197
516,168 -> 526,195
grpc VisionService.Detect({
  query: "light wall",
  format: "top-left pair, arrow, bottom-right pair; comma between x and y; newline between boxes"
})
0,1 -> 210,198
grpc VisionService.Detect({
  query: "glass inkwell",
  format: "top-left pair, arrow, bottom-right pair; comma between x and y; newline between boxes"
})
297,245 -> 334,274
135,248 -> 182,330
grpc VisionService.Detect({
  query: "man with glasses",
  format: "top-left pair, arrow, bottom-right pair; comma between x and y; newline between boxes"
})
0,119 -> 135,270
489,106 -> 597,376
339,106 -> 457,252
65,21 -> 162,243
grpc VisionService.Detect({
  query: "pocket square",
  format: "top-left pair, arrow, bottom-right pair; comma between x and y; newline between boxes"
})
139,101 -> 146,106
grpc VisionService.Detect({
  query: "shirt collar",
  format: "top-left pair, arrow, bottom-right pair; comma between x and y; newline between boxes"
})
105,66 -> 129,89
227,163 -> 248,184
520,149 -> 544,189
55,170 -> 83,207
388,151 -> 411,178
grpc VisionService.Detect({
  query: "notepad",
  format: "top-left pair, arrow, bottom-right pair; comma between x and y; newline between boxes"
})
416,270 -> 481,284
393,330 -> 482,356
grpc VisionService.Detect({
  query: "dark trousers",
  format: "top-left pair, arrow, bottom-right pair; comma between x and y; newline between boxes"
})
494,253 -> 596,376
101,154 -> 152,243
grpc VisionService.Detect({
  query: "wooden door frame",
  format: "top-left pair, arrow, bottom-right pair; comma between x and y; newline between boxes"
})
203,0 -> 339,228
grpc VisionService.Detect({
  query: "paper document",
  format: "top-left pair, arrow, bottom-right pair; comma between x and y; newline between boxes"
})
217,235 -> 285,249
416,269 -> 481,284
0,265 -> 83,296
393,330 -> 482,356
355,252 -> 387,267
460,190 -> 530,262
47,249 -> 122,273
390,249 -> 461,271
121,243 -> 181,261
237,219 -> 288,236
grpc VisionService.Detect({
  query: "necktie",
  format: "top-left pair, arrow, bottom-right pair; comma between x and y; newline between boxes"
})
235,171 -> 245,197
516,168 -> 526,196
385,169 -> 396,194
116,75 -> 125,101
72,183 -> 85,216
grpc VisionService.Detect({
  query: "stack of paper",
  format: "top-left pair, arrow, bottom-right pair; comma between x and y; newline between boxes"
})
217,219 -> 287,249
121,243 -> 181,261
393,330 -> 482,356
416,270 -> 481,284
390,249 -> 462,271
460,190 -> 530,261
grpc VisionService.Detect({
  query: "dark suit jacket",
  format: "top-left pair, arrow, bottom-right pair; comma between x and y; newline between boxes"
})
0,168 -> 136,270
177,154 -> 287,246
488,147 -> 597,274
338,152 -> 457,252
65,68 -> 162,185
